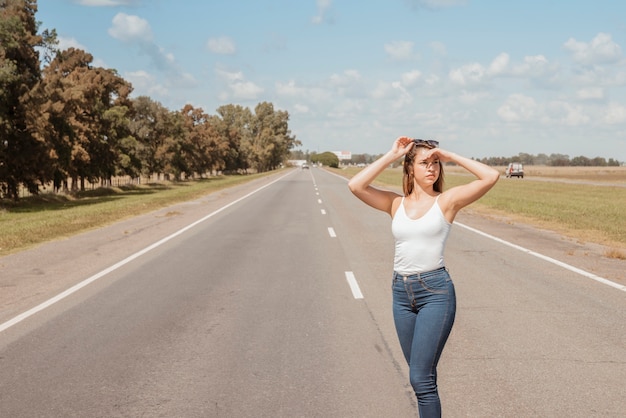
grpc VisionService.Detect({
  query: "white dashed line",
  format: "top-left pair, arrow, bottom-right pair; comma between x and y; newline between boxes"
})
345,272 -> 364,299
328,227 -> 336,237
321,209 -> 326,215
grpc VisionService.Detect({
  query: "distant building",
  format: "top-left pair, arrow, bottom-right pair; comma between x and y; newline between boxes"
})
287,160 -> 307,167
333,151 -> 352,160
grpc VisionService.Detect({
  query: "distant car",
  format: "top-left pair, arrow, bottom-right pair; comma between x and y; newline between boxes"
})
301,163 -> 309,169
506,163 -> 524,178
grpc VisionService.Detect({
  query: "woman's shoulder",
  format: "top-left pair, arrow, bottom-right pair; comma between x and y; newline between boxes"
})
390,193 -> 405,217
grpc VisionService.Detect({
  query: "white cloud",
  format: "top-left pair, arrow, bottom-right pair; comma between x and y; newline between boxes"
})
276,80 -> 306,97
275,80 -> 330,102
405,0 -> 467,9
604,102 -> 626,124
74,0 -> 140,6
293,104 -> 310,114
511,55 -> 553,78
497,94 -> 537,122
488,53 -> 509,76
329,69 -> 361,86
216,69 -> 263,100
576,87 -> 605,100
125,70 -> 168,97
108,13 -> 153,43
430,41 -> 447,57
385,41 -> 418,61
312,0 -> 332,24
458,90 -> 491,104
401,70 -> 422,87
449,62 -> 487,86
57,36 -> 87,52
542,101 -> 590,126
564,33 -> 623,65
206,36 -> 236,55
107,13 -> 196,88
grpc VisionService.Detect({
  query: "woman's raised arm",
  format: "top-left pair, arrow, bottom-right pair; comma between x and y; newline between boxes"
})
348,137 -> 413,215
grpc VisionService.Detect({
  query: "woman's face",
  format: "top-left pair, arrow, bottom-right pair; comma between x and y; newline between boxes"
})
412,147 -> 440,184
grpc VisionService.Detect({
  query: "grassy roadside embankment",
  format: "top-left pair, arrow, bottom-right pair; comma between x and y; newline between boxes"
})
0,171 -> 280,257
335,166 -> 626,260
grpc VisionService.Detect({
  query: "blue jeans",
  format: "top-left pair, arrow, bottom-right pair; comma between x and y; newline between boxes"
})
392,267 -> 456,418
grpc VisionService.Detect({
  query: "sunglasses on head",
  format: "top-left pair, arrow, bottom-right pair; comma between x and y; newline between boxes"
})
412,138 -> 439,148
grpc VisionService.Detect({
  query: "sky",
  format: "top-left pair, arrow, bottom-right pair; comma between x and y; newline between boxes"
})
36,0 -> 626,162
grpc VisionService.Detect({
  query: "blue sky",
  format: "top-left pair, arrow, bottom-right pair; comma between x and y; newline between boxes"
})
37,0 -> 626,162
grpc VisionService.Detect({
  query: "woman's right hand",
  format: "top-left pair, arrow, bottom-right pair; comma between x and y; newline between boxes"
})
392,136 -> 414,157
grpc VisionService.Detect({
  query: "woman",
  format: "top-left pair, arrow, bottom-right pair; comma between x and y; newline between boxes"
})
348,136 -> 499,417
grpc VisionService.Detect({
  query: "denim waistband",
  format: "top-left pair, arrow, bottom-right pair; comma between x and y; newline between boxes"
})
394,266 -> 448,280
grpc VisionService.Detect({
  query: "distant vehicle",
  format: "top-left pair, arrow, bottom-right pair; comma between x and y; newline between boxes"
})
506,163 -> 524,178
301,163 -> 309,169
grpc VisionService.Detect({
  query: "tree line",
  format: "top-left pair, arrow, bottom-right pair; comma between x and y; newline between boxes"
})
474,153 -> 622,167
0,0 -> 299,200
289,151 -> 623,167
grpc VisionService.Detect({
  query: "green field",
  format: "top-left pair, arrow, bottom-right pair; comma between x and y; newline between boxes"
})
336,166 -> 626,258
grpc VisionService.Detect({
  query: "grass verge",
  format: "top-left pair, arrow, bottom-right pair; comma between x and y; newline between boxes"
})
0,172 -> 278,257
335,166 -> 626,259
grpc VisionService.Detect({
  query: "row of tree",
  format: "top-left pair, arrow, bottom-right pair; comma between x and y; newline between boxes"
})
475,153 -> 622,167
0,0 -> 299,200
290,150 -> 623,167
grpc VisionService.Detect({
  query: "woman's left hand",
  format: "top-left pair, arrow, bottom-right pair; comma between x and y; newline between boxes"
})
425,147 -> 456,163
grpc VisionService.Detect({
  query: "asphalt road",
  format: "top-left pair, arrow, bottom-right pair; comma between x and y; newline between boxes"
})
0,167 -> 624,417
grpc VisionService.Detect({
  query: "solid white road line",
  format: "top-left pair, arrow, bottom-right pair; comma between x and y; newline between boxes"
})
0,171 -> 295,334
345,272 -> 364,299
455,222 -> 626,292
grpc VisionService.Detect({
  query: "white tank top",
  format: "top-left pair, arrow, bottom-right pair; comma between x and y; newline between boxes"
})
391,195 -> 451,274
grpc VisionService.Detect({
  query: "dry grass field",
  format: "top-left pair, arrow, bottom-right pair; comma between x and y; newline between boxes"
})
450,165 -> 626,183
338,165 -> 626,260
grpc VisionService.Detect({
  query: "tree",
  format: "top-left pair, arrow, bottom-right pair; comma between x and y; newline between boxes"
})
0,0 -> 52,198
311,151 -> 339,168
249,102 -> 299,172
129,96 -> 172,180
180,104 -> 225,177
37,47 -> 132,191
214,104 -> 253,173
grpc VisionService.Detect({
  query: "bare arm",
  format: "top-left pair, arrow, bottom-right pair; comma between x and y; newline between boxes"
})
428,148 -> 500,221
347,137 -> 413,215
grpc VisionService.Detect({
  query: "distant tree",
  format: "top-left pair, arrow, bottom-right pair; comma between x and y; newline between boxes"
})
590,157 -> 607,166
549,154 -> 570,166
311,151 -> 339,168
571,156 -> 591,166
534,153 -> 549,165
289,149 -> 307,161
